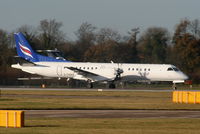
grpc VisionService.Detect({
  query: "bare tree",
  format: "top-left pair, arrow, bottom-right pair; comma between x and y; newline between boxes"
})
96,28 -> 121,44
74,22 -> 96,61
0,29 -> 14,66
17,25 -> 39,49
127,28 -> 140,45
18,25 -> 37,38
75,22 -> 96,44
38,19 -> 65,49
190,19 -> 200,39
173,18 -> 200,41
0,29 -> 9,46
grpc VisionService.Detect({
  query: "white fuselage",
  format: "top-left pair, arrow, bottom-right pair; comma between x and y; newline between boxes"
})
12,62 -> 188,83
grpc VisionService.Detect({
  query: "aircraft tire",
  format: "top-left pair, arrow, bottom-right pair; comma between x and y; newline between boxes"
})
87,83 -> 93,88
109,83 -> 116,89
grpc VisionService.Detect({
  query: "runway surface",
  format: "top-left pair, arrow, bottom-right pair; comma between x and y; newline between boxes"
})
0,87 -> 173,92
25,110 -> 200,118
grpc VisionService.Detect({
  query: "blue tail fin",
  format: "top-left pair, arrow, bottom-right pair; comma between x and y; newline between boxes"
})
14,32 -> 70,63
14,32 -> 38,62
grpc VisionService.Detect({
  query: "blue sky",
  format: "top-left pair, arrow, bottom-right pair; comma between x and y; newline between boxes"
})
0,0 -> 199,39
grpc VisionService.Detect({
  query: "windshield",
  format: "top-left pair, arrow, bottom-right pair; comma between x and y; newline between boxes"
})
173,67 -> 179,71
167,68 -> 173,71
167,67 -> 179,71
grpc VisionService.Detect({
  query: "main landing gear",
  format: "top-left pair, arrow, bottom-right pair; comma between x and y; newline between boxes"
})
109,82 -> 116,89
87,80 -> 93,88
86,80 -> 116,89
88,83 -> 93,88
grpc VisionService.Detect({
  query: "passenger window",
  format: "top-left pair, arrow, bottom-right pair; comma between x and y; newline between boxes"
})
128,68 -> 130,71
95,67 -> 97,69
132,68 -> 134,71
148,69 -> 150,71
144,68 -> 146,71
83,67 -> 85,69
136,68 -> 138,71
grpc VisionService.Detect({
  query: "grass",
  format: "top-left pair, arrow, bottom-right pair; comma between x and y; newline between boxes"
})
1,89 -> 200,134
0,90 -> 200,110
1,118 -> 200,134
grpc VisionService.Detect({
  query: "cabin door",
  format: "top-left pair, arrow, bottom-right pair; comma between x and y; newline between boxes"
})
57,66 -> 62,77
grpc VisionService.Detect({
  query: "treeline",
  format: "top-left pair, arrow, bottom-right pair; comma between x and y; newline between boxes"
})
1,18 -> 200,85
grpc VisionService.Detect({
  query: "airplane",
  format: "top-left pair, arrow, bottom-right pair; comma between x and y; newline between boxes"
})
11,32 -> 188,88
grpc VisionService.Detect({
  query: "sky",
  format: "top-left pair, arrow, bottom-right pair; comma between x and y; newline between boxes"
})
0,0 -> 199,40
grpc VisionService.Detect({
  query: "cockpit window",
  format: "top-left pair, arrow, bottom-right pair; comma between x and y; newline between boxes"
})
167,67 -> 179,71
173,67 -> 179,71
167,68 -> 173,71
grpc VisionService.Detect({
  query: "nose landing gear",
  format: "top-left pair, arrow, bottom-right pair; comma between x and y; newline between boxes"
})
172,83 -> 177,90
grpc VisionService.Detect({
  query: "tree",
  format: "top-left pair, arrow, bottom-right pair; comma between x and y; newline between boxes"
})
84,41 -> 140,63
74,22 -> 96,61
96,28 -> 121,44
58,41 -> 78,61
17,25 -> 39,50
171,18 -> 200,83
0,29 -> 18,85
75,22 -> 96,42
84,27 -> 140,63
173,19 -> 190,44
173,18 -> 200,42
173,19 -> 200,74
0,29 -> 10,66
126,28 -> 140,63
174,34 -> 200,74
189,19 -> 200,39
38,19 -> 65,49
84,40 -> 119,62
138,27 -> 170,63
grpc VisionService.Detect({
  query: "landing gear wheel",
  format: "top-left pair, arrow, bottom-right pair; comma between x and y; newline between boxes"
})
109,83 -> 116,89
87,82 -> 93,88
172,83 -> 177,90
86,79 -> 93,88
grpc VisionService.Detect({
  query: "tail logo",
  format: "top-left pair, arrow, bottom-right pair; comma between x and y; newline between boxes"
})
19,42 -> 33,58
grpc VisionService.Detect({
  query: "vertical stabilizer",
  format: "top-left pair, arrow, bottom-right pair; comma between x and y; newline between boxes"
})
14,32 -> 38,62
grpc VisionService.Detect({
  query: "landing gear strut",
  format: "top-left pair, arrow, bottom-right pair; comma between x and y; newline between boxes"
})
89,83 -> 93,88
109,83 -> 116,89
87,82 -> 93,88
172,83 -> 177,90
87,80 -> 93,88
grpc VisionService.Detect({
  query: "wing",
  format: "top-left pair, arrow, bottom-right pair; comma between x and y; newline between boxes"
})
66,67 -> 109,82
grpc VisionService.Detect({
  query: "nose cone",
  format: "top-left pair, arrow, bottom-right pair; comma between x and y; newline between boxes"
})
181,73 -> 188,80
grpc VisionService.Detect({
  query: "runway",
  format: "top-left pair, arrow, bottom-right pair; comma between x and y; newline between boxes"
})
25,110 -> 200,118
0,87 -> 173,92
